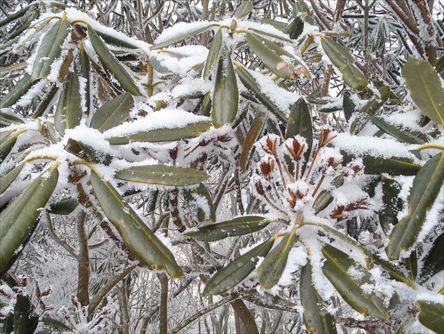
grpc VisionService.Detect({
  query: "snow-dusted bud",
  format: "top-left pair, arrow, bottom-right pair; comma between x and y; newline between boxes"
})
259,156 -> 275,177
287,180 -> 311,210
255,180 -> 265,195
318,128 -> 336,147
260,134 -> 279,156
319,147 -> 343,172
285,136 -> 307,161
344,159 -> 364,177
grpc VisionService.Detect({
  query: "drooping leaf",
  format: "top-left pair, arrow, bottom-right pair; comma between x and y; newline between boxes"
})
379,177 -> 403,235
343,90 -> 356,121
48,198 -> 79,215
31,16 -> 70,79
321,37 -> 368,91
234,1 -> 254,18
417,300 -> 444,333
90,171 -> 183,278
386,153 -> 444,260
0,167 -> 58,275
419,232 -> 444,283
0,131 -> 18,161
90,92 -> 133,132
0,163 -> 23,194
54,72 -> 82,135
212,46 -> 238,127
0,111 -> 23,127
79,42 -> 91,115
151,22 -> 215,50
322,245 -> 388,319
88,26 -> 141,96
236,64 -> 286,123
185,215 -> 270,242
115,165 -> 208,187
106,121 -> 212,145
204,239 -> 274,296
402,59 -> 444,126
240,110 -> 267,171
0,74 -> 33,109
300,263 -> 338,334
183,183 -> 215,222
31,84 -> 58,119
371,116 -> 427,144
312,175 -> 344,213
203,28 -> 223,79
257,228 -> 297,289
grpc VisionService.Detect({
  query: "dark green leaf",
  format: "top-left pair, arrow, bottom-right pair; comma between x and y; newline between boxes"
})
13,295 -> 38,334
403,59 -> 444,126
88,26 -> 141,96
90,92 -> 133,132
48,198 -> 79,215
54,72 -> 82,135
115,164 -> 209,187
379,177 -> 403,234
371,116 -> 427,144
0,163 -> 23,194
0,167 -> 58,275
300,263 -> 337,334
64,138 -> 112,165
0,74 -> 33,109
90,171 -> 183,278
417,300 -> 444,333
151,23 -> 215,50
343,90 -> 356,121
387,153 -> 444,260
203,28 -> 223,79
322,245 -> 388,319
79,43 -> 91,115
212,46 -> 238,127
285,17 -> 304,39
0,111 -> 24,127
204,239 -> 274,296
31,84 -> 58,119
0,131 -> 17,161
185,215 -> 270,242
419,232 -> 444,283
234,1 -> 254,18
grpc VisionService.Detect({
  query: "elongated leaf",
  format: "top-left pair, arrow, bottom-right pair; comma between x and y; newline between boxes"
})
64,138 -> 112,165
54,72 -> 82,135
403,59 -> 444,126
0,62 -> 26,79
285,17 -> 304,39
151,23 -> 214,50
322,245 -> 388,319
48,198 -> 78,215
97,30 -> 138,49
321,37 -> 367,91
0,111 -> 23,126
13,295 -> 38,334
343,90 -> 356,121
313,176 -> 344,213
0,131 -> 17,161
90,92 -> 133,132
371,116 -> 427,144
31,84 -> 58,118
240,111 -> 267,171
212,46 -> 238,127
286,98 -> 313,164
31,16 -> 69,79
0,163 -> 23,194
203,28 -> 223,79
79,43 -> 91,115
90,171 -> 183,278
379,177 -> 403,235
88,26 -> 141,96
107,121 -> 212,145
387,153 -> 444,260
0,167 -> 58,275
300,263 -> 337,334
236,64 -> 286,123
417,300 -> 444,333
0,6 -> 31,28
185,215 -> 270,242
234,1 -> 254,18
420,232 -> 444,282
204,239 -> 274,296
257,228 -> 297,289
0,74 -> 33,109
115,164 -> 208,187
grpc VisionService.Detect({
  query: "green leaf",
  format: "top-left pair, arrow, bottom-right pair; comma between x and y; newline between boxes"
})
0,131 -> 17,162
31,84 -> 58,119
203,28 -> 223,79
0,111 -> 24,127
183,183 -> 215,222
0,62 -> 26,79
312,176 -> 344,213
79,43 -> 91,115
203,239 -> 274,296
371,116 -> 427,144
386,153 -> 444,260
0,6 -> 31,28
343,90 -> 356,121
88,26 -> 141,96
379,177 -> 403,235
0,163 -> 23,194
90,92 -> 133,132
48,198 -> 79,215
285,17 -> 304,40
402,59 -> 444,126
236,64 -> 286,123
322,245 -> 388,319
300,263 -> 337,334
64,138 -> 112,165
240,110 -> 267,171
257,228 -> 297,289
321,37 -> 368,91
185,215 -> 270,242
106,121 -> 212,145
234,1 -> 254,18
31,16 -> 70,79
13,295 -> 38,334
0,167 -> 58,275
90,171 -> 183,278
417,300 -> 444,333
420,232 -> 444,283
285,98 -> 313,164
0,74 -> 34,109
212,46 -> 238,127
151,23 -> 214,49
115,164 -> 209,187
246,33 -> 301,79
54,72 -> 82,135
